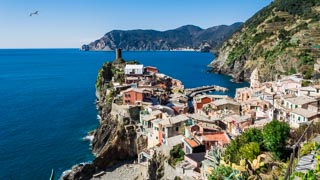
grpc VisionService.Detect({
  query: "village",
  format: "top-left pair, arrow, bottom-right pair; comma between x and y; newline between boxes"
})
96,49 -> 320,180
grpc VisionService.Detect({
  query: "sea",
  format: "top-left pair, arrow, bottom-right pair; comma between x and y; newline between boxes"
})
0,49 -> 248,180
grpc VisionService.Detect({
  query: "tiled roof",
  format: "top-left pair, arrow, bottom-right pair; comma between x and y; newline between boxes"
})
184,138 -> 200,148
212,99 -> 240,106
291,108 -> 318,118
200,132 -> 230,144
170,114 -> 189,124
285,96 -> 316,105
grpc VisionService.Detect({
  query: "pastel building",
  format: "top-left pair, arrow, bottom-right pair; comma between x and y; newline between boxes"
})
124,64 -> 144,75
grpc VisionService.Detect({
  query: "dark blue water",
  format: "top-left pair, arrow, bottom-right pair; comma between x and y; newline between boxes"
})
0,49 -> 248,180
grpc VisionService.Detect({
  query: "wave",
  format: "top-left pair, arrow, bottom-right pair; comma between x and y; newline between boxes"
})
59,161 -> 92,180
83,134 -> 94,146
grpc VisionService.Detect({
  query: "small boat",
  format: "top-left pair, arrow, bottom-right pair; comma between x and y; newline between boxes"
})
49,169 -> 54,180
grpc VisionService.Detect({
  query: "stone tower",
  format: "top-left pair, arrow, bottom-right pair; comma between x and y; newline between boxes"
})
250,68 -> 260,89
113,48 -> 125,64
116,48 -> 122,59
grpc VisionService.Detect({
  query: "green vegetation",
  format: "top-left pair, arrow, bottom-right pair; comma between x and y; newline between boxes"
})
168,144 -> 185,167
300,142 -> 318,157
275,0 -> 320,20
96,62 -> 113,90
208,165 -> 239,180
239,142 -> 261,161
224,128 -> 264,164
263,120 -> 290,159
216,0 -> 320,81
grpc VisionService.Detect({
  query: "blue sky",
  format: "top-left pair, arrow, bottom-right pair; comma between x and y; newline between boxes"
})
0,0 -> 272,48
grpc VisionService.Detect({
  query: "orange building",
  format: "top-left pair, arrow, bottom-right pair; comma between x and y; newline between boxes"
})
145,66 -> 159,74
193,96 -> 212,113
122,88 -> 144,105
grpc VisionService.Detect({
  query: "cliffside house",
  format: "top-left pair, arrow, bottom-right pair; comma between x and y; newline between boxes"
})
147,114 -> 191,148
193,94 -> 229,114
122,88 -> 144,105
275,96 -> 316,122
183,124 -> 230,154
145,66 -> 158,74
207,98 -> 240,117
222,114 -> 253,135
124,64 -> 144,75
289,108 -> 319,126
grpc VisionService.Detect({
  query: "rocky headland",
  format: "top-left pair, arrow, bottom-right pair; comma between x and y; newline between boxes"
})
63,63 -> 148,179
81,23 -> 242,52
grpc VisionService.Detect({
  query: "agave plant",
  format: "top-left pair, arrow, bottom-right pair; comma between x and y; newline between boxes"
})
207,146 -> 224,167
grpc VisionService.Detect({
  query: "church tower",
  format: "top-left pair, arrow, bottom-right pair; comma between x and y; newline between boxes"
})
250,68 -> 260,89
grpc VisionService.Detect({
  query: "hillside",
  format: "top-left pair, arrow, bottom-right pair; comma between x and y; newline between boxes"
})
81,23 -> 242,52
209,0 -> 320,82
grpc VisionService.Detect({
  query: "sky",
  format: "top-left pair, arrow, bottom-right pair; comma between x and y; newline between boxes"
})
0,0 -> 272,48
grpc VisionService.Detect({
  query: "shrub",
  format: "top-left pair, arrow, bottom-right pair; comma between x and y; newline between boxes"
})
263,120 -> 290,159
239,142 -> 261,161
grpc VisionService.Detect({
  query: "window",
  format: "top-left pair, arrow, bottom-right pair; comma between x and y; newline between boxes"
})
298,117 -> 301,121
295,105 -> 298,108
175,127 -> 179,131
156,136 -> 158,140
186,147 -> 190,154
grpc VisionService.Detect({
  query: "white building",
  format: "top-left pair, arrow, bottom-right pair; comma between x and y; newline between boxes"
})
124,64 -> 144,75
289,108 -> 318,126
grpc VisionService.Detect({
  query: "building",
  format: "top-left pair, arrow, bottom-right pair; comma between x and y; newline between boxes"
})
289,108 -> 319,126
147,114 -> 191,148
222,114 -> 253,135
209,98 -> 241,116
283,96 -> 316,110
235,87 -> 253,102
145,66 -> 159,74
183,124 -> 230,154
193,95 -> 229,114
124,64 -> 144,75
122,88 -> 144,105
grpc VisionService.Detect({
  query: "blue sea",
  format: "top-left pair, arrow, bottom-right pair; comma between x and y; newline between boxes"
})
0,49 -> 248,180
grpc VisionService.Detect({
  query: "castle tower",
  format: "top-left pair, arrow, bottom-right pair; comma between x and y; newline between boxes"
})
250,68 -> 260,89
113,48 -> 125,64
116,48 -> 122,59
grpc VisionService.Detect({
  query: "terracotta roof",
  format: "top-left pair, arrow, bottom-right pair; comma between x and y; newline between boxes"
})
200,132 -> 230,145
184,138 -> 200,148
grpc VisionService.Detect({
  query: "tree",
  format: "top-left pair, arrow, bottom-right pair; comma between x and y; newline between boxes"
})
224,136 -> 242,163
241,128 -> 264,148
239,142 -> 261,161
262,120 -> 290,158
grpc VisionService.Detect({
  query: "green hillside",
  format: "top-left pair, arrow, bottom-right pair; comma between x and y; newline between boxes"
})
209,0 -> 320,82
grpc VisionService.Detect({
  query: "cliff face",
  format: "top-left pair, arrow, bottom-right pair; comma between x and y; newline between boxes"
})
63,62 -> 147,180
81,23 -> 242,52
209,0 -> 320,82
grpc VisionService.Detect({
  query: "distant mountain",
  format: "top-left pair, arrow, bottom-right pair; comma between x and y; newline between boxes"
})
81,23 -> 243,52
209,0 -> 320,82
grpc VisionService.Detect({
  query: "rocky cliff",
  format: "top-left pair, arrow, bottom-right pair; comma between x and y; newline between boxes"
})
81,23 -> 242,52
209,0 -> 320,82
63,61 -> 147,180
